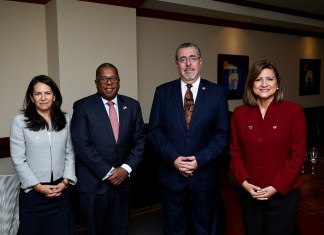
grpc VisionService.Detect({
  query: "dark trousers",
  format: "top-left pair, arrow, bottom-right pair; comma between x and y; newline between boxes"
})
79,187 -> 130,235
18,187 -> 75,235
240,188 -> 299,235
162,186 -> 223,235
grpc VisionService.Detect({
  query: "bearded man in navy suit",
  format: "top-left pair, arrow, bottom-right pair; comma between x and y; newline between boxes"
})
148,43 -> 229,235
71,63 -> 145,235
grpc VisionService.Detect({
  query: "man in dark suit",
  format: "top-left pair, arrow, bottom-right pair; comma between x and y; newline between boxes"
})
71,63 -> 145,235
148,43 -> 229,235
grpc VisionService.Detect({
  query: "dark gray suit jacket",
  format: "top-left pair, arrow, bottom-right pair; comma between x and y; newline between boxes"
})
71,93 -> 145,194
148,78 -> 229,191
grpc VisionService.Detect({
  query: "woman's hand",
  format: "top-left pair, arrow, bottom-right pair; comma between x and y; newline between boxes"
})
253,186 -> 277,200
242,180 -> 277,200
33,184 -> 62,198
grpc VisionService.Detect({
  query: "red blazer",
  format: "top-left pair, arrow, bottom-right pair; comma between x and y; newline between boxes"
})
230,100 -> 306,195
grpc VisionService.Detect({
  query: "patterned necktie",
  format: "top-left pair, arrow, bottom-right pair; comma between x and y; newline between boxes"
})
184,84 -> 194,128
108,101 -> 119,142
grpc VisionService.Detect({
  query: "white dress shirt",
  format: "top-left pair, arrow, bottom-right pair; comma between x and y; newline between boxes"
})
181,77 -> 201,105
101,97 -> 131,179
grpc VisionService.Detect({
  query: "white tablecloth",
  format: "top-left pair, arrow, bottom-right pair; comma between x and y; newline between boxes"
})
0,157 -> 20,235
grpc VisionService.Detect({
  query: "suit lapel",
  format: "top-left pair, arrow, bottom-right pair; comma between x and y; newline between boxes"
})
116,95 -> 126,144
117,95 -> 130,141
189,79 -> 207,130
173,79 -> 187,129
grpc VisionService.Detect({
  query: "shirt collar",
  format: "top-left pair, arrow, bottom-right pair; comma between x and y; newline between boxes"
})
101,96 -> 118,106
181,77 -> 201,90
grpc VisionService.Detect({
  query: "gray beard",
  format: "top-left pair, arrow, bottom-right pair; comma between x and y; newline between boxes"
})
183,74 -> 197,81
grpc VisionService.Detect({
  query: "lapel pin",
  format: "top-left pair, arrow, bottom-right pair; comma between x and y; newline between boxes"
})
123,106 -> 127,110
248,125 -> 253,130
273,126 -> 277,129
202,87 -> 206,90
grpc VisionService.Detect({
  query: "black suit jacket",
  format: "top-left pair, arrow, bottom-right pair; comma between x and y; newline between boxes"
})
71,93 -> 145,194
148,78 -> 229,191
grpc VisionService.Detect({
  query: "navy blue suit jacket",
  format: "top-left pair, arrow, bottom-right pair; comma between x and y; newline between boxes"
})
71,93 -> 145,194
148,78 -> 229,191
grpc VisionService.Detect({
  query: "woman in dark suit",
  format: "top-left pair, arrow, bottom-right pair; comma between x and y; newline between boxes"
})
230,60 -> 306,235
10,75 -> 77,235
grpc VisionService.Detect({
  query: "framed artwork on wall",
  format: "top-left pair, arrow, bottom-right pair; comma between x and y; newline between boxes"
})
299,59 -> 321,96
217,54 -> 249,100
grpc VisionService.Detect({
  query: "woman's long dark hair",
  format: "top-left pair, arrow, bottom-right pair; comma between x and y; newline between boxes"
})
22,75 -> 66,131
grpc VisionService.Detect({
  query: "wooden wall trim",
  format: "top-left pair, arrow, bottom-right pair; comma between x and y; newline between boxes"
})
9,0 -> 324,22
8,0 -> 324,38
79,0 -> 145,8
0,137 -> 10,158
9,0 -> 51,4
136,8 -> 324,39
213,0 -> 324,21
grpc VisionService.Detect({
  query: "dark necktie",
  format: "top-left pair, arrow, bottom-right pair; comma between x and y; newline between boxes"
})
108,101 -> 119,142
184,84 -> 194,128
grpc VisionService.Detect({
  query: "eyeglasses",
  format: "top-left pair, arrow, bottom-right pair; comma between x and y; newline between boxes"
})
177,56 -> 200,64
96,77 -> 120,84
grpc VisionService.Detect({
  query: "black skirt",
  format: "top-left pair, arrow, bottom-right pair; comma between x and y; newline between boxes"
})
18,180 -> 76,235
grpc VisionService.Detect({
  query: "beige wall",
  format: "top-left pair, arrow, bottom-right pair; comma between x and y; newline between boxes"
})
0,0 -> 48,137
0,0 -> 138,137
0,0 -> 323,137
53,0 -> 138,115
137,17 -> 324,121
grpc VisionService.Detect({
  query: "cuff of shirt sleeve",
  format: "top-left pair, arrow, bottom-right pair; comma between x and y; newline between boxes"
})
103,167 -> 115,180
121,164 -> 132,177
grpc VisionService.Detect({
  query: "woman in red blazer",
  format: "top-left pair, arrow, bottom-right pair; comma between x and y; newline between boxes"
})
230,60 -> 306,235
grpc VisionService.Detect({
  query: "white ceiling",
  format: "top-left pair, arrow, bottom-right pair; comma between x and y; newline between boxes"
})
140,0 -> 324,36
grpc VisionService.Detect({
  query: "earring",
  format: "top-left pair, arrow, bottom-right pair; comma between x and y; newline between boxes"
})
276,87 -> 279,90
